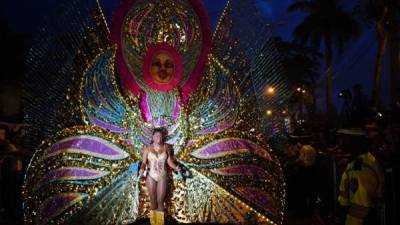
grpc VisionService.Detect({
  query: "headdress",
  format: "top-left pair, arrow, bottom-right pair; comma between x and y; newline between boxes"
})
111,0 -> 211,99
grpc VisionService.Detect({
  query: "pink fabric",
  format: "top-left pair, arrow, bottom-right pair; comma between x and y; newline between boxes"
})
172,98 -> 180,119
139,92 -> 152,121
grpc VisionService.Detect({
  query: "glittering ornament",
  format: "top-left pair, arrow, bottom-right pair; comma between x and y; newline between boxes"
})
23,0 -> 290,225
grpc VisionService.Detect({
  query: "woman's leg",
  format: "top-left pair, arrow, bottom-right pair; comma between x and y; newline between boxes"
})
156,176 -> 168,211
146,176 -> 157,210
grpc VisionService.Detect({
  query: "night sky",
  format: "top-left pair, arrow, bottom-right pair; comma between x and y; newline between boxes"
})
0,0 -> 391,110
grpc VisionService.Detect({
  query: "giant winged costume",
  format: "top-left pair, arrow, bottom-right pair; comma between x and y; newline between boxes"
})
22,0 -> 290,225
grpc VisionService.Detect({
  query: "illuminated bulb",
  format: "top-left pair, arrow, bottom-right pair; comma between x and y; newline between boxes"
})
266,110 -> 272,116
266,87 -> 275,95
296,87 -> 301,92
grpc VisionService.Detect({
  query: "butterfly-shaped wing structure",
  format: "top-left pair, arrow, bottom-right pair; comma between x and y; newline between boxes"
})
22,1 -> 289,225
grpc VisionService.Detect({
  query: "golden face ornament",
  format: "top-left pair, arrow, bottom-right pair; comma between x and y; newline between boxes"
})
150,51 -> 175,84
142,43 -> 183,92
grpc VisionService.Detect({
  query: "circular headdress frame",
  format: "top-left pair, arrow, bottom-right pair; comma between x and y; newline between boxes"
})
111,0 -> 211,101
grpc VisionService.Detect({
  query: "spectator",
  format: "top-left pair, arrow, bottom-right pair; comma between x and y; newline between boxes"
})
337,128 -> 384,225
297,143 -> 317,167
0,124 -> 23,221
295,138 -> 317,214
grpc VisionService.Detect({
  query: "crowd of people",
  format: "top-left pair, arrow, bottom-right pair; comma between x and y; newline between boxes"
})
0,123 -> 29,224
281,120 -> 400,225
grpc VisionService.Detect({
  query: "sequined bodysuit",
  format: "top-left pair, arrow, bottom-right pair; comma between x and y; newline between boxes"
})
147,147 -> 168,182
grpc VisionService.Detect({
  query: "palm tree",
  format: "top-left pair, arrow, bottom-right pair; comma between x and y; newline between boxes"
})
372,3 -> 389,110
355,0 -> 400,109
288,0 -> 361,121
274,37 -> 321,86
274,37 -> 321,122
387,2 -> 400,109
355,0 -> 389,109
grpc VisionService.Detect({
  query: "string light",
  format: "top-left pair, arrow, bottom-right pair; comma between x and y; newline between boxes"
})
265,86 -> 275,95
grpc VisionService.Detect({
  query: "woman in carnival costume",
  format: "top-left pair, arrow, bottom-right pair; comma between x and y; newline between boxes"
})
22,0 -> 290,224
